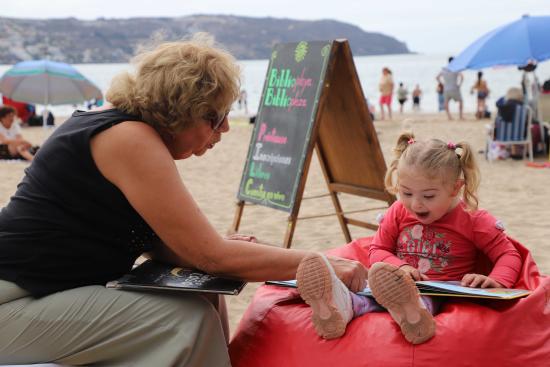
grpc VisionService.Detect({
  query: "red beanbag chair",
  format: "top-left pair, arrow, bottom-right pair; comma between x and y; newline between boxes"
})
229,237 -> 550,367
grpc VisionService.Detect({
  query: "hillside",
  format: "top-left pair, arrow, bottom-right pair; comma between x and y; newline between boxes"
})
0,15 -> 410,63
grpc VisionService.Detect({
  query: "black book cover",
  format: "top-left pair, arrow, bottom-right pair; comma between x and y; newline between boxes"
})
106,260 -> 247,295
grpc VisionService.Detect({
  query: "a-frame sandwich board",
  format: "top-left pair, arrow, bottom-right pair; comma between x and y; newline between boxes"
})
233,39 -> 395,248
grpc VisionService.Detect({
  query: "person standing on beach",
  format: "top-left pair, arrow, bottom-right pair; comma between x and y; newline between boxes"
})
437,57 -> 464,120
379,67 -> 394,120
238,88 -> 248,115
436,82 -> 445,111
0,35 -> 367,366
471,71 -> 490,119
412,84 -> 422,111
397,82 -> 408,114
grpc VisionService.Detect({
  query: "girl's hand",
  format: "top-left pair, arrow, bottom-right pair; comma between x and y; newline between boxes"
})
225,233 -> 257,243
461,274 -> 503,288
399,264 -> 430,281
326,255 -> 368,293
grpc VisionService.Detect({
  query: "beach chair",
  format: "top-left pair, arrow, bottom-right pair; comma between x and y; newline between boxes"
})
537,94 -> 550,124
486,104 -> 533,162
538,94 -> 550,160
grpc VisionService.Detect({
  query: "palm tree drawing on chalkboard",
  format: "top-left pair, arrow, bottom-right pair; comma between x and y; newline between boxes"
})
295,41 -> 308,63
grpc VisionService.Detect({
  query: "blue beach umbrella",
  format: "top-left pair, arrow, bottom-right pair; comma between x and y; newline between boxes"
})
449,15 -> 550,71
0,59 -> 102,106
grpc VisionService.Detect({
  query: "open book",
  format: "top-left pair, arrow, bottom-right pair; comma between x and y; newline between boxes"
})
106,260 -> 247,295
265,279 -> 531,300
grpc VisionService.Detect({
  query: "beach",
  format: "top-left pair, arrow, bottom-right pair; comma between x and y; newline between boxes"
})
1,111 -> 549,335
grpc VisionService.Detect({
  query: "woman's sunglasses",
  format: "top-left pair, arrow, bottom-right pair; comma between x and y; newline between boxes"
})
205,111 -> 229,131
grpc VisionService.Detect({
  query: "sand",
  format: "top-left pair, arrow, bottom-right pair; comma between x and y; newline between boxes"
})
1,111 -> 549,336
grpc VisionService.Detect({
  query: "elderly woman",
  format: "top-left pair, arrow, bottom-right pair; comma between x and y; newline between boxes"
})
0,36 -> 367,366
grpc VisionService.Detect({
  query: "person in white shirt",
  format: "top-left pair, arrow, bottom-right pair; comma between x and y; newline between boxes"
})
436,57 -> 464,120
0,105 -> 35,161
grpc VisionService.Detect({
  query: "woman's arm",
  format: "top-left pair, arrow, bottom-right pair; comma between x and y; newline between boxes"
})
90,121 -> 367,289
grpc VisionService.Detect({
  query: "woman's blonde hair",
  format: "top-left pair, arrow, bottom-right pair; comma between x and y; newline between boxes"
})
106,33 -> 241,132
384,132 -> 481,210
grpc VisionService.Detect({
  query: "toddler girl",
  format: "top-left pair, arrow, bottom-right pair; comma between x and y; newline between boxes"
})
297,132 -> 522,344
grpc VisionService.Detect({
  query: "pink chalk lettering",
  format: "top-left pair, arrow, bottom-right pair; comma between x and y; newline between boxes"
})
288,67 -> 313,111
289,98 -> 307,108
292,68 -> 313,95
263,127 -> 288,144
258,123 -> 267,141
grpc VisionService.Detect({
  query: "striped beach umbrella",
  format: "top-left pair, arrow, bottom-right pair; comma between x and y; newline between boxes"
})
0,59 -> 102,105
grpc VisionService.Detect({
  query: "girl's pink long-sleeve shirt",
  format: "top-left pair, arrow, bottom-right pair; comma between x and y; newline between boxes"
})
370,201 -> 522,288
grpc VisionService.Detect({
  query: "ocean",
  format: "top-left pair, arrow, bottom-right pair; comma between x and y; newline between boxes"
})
2,53 -> 549,118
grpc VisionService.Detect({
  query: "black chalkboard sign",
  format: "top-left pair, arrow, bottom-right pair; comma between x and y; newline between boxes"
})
237,41 -> 333,212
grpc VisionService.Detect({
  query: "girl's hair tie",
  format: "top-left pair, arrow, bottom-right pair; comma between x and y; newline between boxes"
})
447,141 -> 456,150
407,138 -> 415,145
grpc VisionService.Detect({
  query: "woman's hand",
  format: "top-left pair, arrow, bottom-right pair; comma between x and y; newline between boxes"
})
326,255 -> 368,293
461,274 -> 503,288
225,233 -> 257,243
399,264 -> 429,281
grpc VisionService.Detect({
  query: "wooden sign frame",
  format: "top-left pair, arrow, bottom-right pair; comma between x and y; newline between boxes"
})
232,39 -> 395,248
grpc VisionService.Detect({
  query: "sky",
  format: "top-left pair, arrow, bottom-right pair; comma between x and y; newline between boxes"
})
3,0 -> 550,54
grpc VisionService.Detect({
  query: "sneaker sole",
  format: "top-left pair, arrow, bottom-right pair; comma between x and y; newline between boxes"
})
296,254 -> 346,339
368,262 -> 435,344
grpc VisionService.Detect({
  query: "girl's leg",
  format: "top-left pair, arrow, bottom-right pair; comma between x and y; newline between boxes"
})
350,292 -> 384,316
351,294 -> 440,318
297,253 -> 353,339
0,281 -> 230,367
420,295 -> 442,315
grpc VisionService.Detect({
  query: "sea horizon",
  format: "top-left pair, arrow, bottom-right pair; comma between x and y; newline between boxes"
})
2,53 -> 549,118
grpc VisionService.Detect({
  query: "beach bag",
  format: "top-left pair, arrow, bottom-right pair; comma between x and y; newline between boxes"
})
229,236 -> 550,367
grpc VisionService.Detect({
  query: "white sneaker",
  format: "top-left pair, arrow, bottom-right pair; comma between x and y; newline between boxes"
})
296,252 -> 353,339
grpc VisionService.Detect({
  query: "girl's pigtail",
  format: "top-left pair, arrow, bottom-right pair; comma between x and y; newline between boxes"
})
456,141 -> 480,210
385,132 -> 415,194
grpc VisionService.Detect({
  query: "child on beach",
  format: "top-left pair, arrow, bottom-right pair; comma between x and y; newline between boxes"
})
0,105 -> 37,161
412,84 -> 422,111
397,82 -> 408,114
297,132 -> 522,344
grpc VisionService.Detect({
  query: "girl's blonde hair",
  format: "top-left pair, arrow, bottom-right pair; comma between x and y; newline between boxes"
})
106,33 -> 241,132
384,132 -> 480,210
